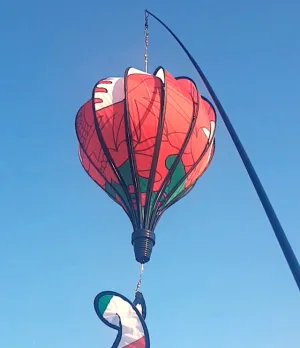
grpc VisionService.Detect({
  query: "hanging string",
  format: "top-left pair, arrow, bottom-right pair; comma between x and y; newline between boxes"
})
135,263 -> 144,294
144,10 -> 149,73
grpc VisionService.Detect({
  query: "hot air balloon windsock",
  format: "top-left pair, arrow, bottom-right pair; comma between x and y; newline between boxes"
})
75,67 -> 216,264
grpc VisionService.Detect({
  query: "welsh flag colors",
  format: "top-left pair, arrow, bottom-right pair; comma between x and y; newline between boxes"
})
94,291 -> 149,348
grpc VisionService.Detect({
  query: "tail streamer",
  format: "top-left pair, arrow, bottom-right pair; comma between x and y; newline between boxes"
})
94,291 -> 150,348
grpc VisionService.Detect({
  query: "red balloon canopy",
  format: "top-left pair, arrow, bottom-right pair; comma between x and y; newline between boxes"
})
75,67 -> 216,263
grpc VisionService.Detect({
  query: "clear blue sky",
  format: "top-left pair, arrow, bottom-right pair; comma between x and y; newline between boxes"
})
1,0 -> 300,347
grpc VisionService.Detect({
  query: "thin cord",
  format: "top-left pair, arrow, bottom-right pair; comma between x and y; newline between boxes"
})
144,10 -> 149,73
135,263 -> 144,293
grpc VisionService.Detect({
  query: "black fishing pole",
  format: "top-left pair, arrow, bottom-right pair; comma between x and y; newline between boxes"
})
145,9 -> 300,291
